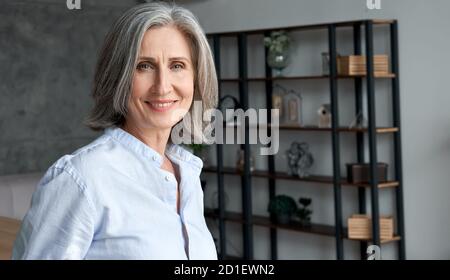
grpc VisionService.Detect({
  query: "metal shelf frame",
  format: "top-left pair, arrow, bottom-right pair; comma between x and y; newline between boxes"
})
207,19 -> 405,260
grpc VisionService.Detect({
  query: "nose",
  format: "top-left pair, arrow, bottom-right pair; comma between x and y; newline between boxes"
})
152,67 -> 173,95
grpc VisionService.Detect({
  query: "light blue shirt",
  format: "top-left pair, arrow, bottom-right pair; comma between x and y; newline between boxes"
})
12,127 -> 217,260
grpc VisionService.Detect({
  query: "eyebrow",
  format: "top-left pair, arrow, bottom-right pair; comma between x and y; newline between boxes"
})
138,56 -> 191,63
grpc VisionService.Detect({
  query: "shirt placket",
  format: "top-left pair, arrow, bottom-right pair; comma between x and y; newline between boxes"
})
176,161 -> 196,260
161,172 -> 178,213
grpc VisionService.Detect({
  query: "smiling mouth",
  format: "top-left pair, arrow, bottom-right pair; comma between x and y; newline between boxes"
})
144,100 -> 178,112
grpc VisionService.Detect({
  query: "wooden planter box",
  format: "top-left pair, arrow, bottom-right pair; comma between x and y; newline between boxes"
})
347,214 -> 394,240
337,55 -> 389,76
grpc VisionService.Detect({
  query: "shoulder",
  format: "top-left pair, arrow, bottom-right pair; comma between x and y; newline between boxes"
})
41,131 -> 126,190
48,133 -> 111,172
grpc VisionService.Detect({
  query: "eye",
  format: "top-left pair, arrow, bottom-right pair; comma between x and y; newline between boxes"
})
171,63 -> 185,71
137,62 -> 153,71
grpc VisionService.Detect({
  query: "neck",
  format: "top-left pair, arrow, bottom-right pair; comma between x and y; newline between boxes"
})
121,121 -> 171,157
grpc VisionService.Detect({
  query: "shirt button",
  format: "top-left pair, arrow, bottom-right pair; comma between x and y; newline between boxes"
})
165,175 -> 170,182
152,155 -> 157,161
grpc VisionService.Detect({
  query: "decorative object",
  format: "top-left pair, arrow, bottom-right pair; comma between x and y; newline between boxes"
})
272,84 -> 287,122
321,52 -> 330,75
218,94 -> 241,124
286,142 -> 314,178
283,89 -> 302,126
267,195 -> 298,224
346,162 -> 388,183
236,149 -> 254,172
349,111 -> 367,129
264,30 -> 292,77
337,55 -> 389,76
296,197 -> 312,227
317,104 -> 332,128
348,214 -> 394,240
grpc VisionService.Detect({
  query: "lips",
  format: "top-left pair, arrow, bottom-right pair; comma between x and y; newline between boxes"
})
144,99 -> 178,112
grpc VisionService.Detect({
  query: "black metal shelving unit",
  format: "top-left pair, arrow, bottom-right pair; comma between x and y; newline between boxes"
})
204,19 -> 405,260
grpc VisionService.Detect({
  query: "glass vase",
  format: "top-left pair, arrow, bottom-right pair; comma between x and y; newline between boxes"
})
267,49 -> 290,77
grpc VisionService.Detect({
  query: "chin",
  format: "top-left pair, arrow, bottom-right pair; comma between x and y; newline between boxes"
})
144,117 -> 179,130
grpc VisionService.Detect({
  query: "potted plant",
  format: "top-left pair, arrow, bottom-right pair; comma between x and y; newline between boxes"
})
267,195 -> 298,224
264,30 -> 292,76
296,197 -> 312,227
186,143 -> 204,153
186,143 -> 210,166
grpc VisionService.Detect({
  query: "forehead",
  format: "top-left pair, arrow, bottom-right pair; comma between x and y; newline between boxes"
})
139,25 -> 192,60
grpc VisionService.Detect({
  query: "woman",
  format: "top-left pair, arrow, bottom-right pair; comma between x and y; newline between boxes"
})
12,2 -> 218,260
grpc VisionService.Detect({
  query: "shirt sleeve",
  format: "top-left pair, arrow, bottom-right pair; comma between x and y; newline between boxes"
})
11,166 -> 96,260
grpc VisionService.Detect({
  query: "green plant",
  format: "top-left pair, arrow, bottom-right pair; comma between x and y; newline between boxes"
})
268,195 -> 298,215
186,143 -> 206,155
296,197 -> 312,224
264,30 -> 292,53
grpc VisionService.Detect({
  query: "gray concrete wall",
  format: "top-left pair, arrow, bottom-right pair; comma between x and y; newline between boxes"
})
0,0 -> 135,221
0,0 -> 136,175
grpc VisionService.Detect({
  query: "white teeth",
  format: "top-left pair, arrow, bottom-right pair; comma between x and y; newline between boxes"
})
149,101 -> 175,108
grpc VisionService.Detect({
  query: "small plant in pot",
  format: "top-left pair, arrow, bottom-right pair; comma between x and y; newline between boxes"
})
296,197 -> 312,227
264,30 -> 292,76
185,143 -> 210,167
268,195 -> 298,224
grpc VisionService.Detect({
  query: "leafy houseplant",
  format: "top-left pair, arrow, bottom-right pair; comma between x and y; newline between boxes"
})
264,30 -> 292,76
187,143 -> 206,155
296,197 -> 312,227
264,30 -> 292,53
186,144 -> 210,166
268,195 -> 298,224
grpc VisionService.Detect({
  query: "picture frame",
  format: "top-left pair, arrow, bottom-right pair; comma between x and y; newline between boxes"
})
271,84 -> 287,122
283,89 -> 302,126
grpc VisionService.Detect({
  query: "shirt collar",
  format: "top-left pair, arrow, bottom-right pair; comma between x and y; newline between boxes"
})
104,126 -> 203,171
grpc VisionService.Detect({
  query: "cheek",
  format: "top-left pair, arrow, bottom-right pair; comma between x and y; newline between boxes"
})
175,81 -> 194,119
131,75 -> 149,99
181,86 -> 194,114
181,79 -> 194,101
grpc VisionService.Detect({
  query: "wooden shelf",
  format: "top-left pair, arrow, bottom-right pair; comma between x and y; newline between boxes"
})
205,208 -> 401,244
349,236 -> 402,244
219,73 -> 395,82
205,208 -> 338,237
371,19 -> 396,25
224,123 -> 399,134
381,236 -> 402,244
202,167 -> 399,189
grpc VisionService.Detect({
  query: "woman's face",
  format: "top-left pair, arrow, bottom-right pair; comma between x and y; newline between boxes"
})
126,25 -> 194,132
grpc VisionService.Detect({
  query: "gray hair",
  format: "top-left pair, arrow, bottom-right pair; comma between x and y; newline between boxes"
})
85,2 -> 218,142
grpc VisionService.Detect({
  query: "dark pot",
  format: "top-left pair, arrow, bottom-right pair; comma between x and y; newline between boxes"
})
299,219 -> 311,227
274,213 -> 291,224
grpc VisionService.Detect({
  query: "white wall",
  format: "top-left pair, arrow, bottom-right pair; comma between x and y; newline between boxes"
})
183,0 -> 450,259
0,173 -> 40,220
